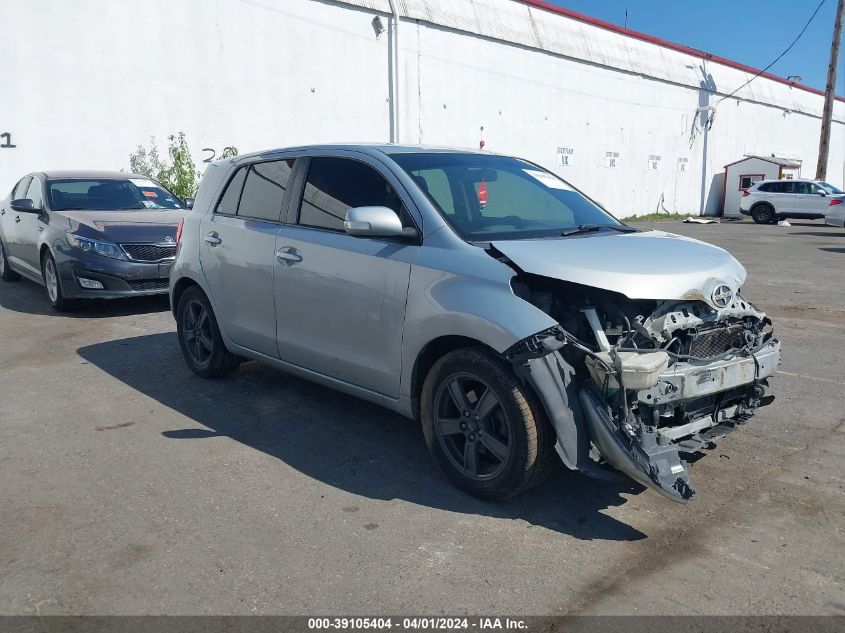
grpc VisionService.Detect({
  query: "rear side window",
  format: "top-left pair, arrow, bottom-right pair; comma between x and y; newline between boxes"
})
298,157 -> 406,232
237,159 -> 295,222
216,168 -> 248,215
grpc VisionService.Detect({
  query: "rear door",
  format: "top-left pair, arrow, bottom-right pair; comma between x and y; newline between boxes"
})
17,176 -> 47,275
273,153 -> 421,397
768,180 -> 794,214
199,158 -> 296,357
3,176 -> 31,268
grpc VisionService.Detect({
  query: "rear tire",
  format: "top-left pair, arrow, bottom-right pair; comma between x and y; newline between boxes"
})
41,251 -> 75,312
751,205 -> 775,224
420,346 -> 556,500
176,286 -> 240,378
0,237 -> 20,281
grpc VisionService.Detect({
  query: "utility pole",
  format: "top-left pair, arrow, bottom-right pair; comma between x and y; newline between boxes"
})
816,0 -> 844,180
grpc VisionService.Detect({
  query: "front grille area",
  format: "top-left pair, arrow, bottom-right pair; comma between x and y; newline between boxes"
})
121,243 -> 176,262
689,323 -> 747,358
128,279 -> 170,292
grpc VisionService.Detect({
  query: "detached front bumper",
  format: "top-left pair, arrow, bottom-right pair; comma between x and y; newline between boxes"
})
580,340 -> 781,502
55,247 -> 172,299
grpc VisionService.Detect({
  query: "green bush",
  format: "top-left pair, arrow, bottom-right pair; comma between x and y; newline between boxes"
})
129,133 -> 238,199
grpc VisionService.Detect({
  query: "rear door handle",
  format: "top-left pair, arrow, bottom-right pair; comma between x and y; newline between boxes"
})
204,232 -> 222,246
276,247 -> 302,263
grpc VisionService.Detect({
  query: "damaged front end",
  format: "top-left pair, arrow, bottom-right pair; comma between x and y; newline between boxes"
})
505,276 -> 780,503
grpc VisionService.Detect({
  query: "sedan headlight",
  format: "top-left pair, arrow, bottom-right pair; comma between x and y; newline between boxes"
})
66,234 -> 125,260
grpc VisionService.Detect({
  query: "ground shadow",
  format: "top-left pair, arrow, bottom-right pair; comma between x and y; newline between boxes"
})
789,230 -> 845,238
820,247 -> 845,254
0,276 -> 170,318
77,333 -> 648,541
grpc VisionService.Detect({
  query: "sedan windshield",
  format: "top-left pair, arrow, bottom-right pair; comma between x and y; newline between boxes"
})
390,153 -> 623,241
819,182 -> 844,194
47,178 -> 183,211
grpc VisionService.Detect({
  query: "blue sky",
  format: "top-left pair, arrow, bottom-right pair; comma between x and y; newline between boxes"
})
549,0 -> 843,95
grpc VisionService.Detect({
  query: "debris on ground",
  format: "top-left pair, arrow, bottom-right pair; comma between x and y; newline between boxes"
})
684,216 -> 719,224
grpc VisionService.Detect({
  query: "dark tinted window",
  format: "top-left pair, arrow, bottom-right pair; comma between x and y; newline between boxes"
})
236,160 -> 294,222
216,167 -> 248,215
797,182 -> 818,194
299,158 -> 405,231
12,177 -> 30,199
769,181 -> 794,193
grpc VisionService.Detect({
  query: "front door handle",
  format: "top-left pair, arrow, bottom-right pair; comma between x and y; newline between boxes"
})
204,232 -> 222,246
276,248 -> 302,263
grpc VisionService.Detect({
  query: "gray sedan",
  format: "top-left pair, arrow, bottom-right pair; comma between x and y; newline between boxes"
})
0,171 -> 187,311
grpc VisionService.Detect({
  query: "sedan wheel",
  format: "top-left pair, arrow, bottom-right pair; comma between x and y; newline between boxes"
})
182,299 -> 214,366
41,251 -> 74,311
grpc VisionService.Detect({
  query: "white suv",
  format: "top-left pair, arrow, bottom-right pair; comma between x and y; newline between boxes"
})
740,179 -> 843,224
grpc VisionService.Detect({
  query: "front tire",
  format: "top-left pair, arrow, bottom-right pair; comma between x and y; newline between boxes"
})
41,251 -> 75,311
751,205 -> 775,224
176,286 -> 240,378
420,347 -> 555,500
0,237 -> 20,281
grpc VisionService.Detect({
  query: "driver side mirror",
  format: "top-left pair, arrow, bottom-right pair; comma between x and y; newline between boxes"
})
183,197 -> 195,209
818,190 -> 827,196
10,199 -> 40,213
344,206 -> 404,237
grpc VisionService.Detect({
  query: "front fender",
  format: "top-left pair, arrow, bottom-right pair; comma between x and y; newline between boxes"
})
400,239 -> 556,397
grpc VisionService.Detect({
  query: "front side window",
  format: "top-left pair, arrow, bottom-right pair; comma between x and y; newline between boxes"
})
298,157 -> 406,232
391,152 -> 621,241
236,159 -> 294,222
12,177 -> 31,200
25,177 -> 43,208
47,178 -> 183,211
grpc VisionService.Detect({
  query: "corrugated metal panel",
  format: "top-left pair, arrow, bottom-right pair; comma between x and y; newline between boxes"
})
337,0 -> 842,121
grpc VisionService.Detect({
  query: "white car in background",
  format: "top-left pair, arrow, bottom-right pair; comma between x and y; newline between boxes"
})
740,179 -> 844,224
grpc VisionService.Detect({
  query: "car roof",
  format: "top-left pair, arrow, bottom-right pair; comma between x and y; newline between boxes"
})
35,170 -> 149,180
754,178 -> 818,184
232,143 -> 495,163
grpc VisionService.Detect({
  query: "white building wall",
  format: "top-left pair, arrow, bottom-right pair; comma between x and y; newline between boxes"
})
1,0 -> 843,217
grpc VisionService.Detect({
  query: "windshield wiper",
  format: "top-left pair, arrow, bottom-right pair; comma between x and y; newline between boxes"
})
561,224 -> 637,237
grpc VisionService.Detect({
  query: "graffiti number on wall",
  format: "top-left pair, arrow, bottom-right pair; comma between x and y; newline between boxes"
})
202,147 -> 238,163
0,132 -> 15,148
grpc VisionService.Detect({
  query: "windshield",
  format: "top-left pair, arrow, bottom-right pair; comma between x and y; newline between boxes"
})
819,182 -> 844,194
390,152 -> 622,241
47,178 -> 183,211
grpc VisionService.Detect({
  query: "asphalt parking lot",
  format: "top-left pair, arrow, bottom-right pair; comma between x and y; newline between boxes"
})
0,220 -> 843,616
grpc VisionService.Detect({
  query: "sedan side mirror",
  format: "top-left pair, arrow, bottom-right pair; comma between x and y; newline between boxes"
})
183,197 -> 195,209
344,206 -> 403,237
818,191 -> 827,196
10,199 -> 40,213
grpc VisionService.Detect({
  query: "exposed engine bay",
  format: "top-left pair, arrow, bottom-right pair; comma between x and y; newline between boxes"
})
504,272 -> 781,503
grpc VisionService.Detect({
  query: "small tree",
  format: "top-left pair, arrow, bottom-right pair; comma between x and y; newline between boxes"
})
129,133 -> 238,199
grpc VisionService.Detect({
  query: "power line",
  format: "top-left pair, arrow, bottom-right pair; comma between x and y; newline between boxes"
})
715,0 -> 828,106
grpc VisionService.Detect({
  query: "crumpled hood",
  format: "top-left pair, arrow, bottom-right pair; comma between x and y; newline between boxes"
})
493,230 -> 747,304
60,209 -> 185,243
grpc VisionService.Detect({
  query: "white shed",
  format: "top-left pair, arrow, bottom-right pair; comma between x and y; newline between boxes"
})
723,156 -> 802,217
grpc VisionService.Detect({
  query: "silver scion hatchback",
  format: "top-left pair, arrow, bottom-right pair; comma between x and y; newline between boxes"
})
170,145 -> 780,503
